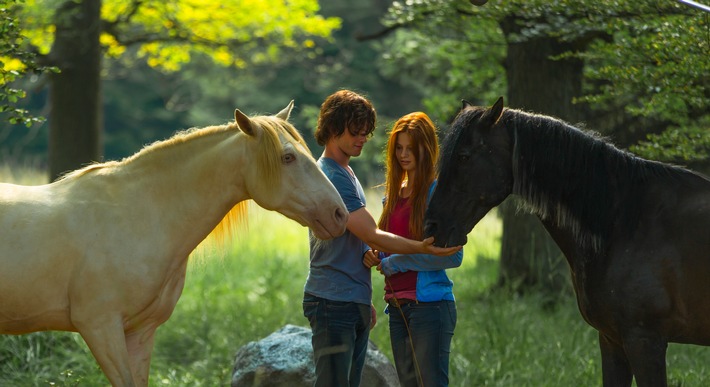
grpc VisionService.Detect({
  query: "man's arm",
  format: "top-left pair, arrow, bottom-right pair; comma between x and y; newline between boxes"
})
347,207 -> 460,256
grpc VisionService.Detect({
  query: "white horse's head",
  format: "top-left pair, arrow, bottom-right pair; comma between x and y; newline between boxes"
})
234,101 -> 348,240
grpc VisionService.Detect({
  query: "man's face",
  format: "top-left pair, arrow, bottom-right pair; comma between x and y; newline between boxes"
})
335,128 -> 369,158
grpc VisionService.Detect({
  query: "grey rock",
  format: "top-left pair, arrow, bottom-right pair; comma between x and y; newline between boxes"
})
232,324 -> 399,387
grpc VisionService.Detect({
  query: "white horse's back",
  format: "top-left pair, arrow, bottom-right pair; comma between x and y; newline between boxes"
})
0,170 -> 202,333
0,182 -> 77,333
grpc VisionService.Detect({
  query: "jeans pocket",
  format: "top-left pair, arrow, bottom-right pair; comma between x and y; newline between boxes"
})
303,301 -> 319,320
445,301 -> 458,331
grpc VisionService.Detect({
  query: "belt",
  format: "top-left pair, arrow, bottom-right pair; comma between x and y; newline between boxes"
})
387,298 -> 418,308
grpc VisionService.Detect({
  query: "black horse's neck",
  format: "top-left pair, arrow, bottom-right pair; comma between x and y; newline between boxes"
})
503,109 -> 688,255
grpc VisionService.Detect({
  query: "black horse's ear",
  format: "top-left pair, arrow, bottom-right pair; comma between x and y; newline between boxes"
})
492,96 -> 504,110
461,99 -> 474,109
481,96 -> 504,127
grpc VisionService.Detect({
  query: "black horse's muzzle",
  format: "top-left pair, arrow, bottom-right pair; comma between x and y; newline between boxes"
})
424,219 -> 467,247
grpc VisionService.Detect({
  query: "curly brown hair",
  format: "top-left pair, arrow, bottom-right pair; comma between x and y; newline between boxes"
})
315,90 -> 377,146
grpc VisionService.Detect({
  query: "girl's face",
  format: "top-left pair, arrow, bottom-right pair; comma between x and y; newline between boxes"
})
395,132 -> 417,173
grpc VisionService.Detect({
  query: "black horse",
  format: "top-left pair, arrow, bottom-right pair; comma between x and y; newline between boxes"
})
425,97 -> 710,387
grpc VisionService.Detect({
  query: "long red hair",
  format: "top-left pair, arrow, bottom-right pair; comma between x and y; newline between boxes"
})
378,112 -> 439,239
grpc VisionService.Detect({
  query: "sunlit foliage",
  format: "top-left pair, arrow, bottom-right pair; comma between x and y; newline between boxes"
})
379,0 -> 709,163
16,0 -> 340,72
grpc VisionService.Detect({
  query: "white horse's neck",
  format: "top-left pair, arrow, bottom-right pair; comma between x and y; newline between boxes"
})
73,127 -> 252,258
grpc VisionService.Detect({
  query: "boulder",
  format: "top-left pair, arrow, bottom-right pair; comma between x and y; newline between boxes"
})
232,324 -> 399,387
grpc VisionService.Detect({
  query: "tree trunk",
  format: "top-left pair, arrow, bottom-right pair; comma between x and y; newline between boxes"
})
498,16 -> 589,294
48,0 -> 102,181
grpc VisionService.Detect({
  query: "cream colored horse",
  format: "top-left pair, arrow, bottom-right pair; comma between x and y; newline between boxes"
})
0,101 -> 347,386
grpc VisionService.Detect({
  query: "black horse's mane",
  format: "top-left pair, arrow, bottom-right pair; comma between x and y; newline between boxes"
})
499,108 -> 704,253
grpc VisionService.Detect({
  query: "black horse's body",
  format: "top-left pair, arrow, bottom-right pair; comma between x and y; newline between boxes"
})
425,97 -> 710,386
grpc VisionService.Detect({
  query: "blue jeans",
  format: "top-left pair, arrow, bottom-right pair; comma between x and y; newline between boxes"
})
303,293 -> 371,387
387,300 -> 457,387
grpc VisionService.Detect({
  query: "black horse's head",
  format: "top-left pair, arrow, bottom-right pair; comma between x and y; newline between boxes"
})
425,97 -> 514,247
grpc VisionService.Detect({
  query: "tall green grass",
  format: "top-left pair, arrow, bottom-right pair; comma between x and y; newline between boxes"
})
2,169 -> 710,386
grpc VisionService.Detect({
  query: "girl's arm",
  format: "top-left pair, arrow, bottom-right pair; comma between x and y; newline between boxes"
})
379,249 -> 463,276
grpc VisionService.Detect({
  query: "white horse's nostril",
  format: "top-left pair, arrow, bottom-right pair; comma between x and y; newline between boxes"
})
334,207 -> 347,223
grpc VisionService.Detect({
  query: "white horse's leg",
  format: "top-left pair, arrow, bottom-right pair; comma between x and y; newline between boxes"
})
125,326 -> 158,386
77,316 -> 137,387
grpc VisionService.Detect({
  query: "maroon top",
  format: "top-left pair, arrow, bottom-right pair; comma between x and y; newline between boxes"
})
383,197 -> 418,301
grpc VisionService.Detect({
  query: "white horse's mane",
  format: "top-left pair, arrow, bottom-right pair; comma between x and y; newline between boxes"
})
56,115 -> 307,253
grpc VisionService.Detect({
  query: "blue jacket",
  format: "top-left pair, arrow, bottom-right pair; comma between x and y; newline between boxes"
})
379,181 -> 464,302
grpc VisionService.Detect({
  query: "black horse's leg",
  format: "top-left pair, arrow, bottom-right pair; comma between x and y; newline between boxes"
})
599,332 -> 633,387
623,332 -> 668,387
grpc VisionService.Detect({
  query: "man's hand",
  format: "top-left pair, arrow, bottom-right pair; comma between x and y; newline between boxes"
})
362,249 -> 381,269
421,236 -> 462,256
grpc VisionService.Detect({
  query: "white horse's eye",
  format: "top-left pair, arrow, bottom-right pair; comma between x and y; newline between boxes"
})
282,153 -> 296,164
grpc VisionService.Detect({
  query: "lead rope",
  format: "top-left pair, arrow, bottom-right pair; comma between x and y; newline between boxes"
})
385,276 -> 425,387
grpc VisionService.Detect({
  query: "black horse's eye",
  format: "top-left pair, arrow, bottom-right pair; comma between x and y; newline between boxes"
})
282,153 -> 296,164
458,152 -> 471,162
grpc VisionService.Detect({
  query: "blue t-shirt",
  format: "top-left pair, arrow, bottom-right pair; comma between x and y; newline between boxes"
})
304,157 -> 372,305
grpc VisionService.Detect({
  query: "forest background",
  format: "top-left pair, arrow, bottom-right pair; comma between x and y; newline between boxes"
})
0,0 -> 709,385
3,0 -> 708,292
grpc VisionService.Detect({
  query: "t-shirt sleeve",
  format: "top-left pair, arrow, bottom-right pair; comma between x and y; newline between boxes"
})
331,169 -> 366,213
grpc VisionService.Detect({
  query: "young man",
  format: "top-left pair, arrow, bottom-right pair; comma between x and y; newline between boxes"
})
303,90 -> 461,387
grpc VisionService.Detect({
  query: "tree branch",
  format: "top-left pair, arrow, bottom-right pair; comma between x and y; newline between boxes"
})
356,5 -> 477,41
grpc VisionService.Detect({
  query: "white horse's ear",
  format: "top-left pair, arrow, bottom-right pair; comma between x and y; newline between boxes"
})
234,109 -> 255,136
275,100 -> 295,121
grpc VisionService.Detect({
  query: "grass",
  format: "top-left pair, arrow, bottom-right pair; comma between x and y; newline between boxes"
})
2,168 -> 710,386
